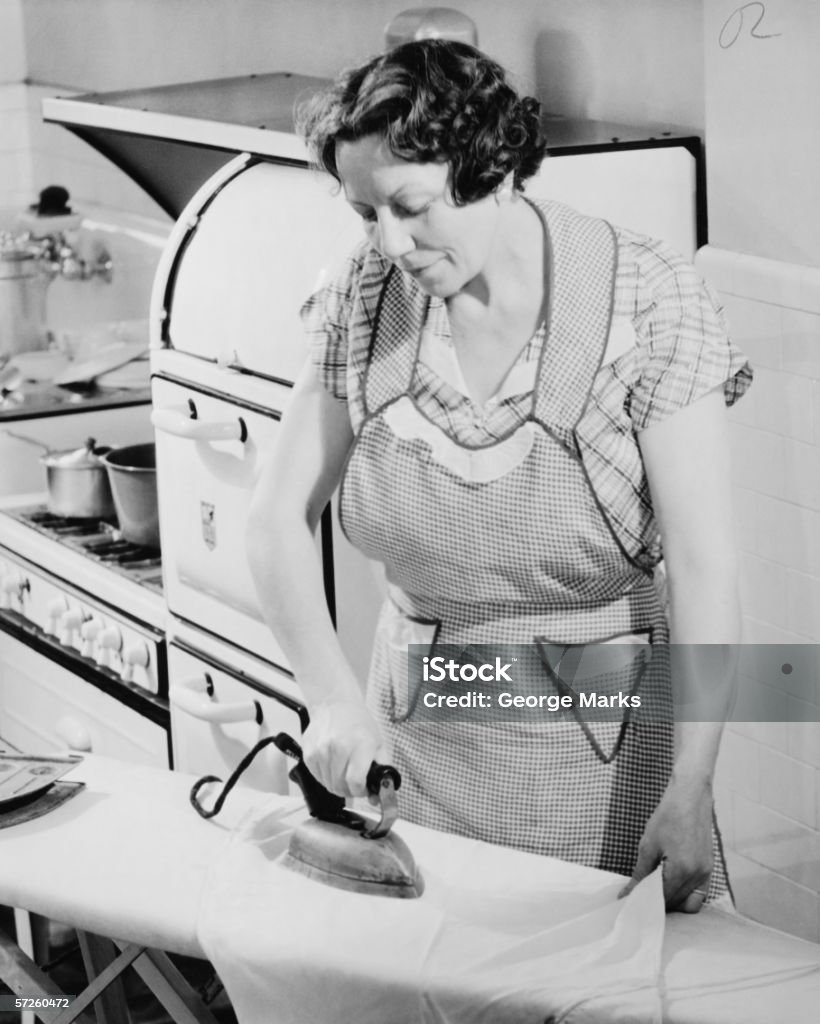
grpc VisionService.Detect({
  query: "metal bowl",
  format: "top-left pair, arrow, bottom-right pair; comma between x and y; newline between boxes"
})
101,442 -> 159,550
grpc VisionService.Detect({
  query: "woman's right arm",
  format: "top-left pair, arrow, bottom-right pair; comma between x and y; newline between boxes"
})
245,360 -> 387,797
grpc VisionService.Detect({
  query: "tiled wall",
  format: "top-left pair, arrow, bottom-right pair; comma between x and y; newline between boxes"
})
697,246 -> 820,942
1,83 -> 166,223
0,0 -> 29,210
24,83 -> 166,221
0,83 -> 32,212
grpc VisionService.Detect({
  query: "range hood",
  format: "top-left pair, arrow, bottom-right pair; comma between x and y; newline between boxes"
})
42,72 -> 702,223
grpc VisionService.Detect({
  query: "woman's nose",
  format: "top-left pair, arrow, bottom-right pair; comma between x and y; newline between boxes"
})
371,210 -> 414,261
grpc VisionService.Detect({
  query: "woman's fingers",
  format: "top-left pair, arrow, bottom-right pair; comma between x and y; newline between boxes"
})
676,887 -> 709,914
302,699 -> 385,797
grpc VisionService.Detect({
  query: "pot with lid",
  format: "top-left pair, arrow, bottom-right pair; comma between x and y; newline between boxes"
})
40,437 -> 117,519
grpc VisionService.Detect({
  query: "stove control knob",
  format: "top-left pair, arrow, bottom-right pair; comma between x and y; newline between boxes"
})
1,570 -> 30,606
80,617 -> 103,658
121,641 -> 150,683
59,607 -> 84,646
97,626 -> 123,668
47,596 -> 68,634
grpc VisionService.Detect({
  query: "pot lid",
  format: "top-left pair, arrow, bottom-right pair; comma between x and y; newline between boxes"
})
43,437 -> 109,468
41,72 -> 701,220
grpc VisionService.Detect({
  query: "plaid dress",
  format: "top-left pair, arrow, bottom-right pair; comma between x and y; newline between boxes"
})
303,199 -> 752,899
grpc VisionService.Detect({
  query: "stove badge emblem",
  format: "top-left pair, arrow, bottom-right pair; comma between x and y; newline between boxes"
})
200,502 -> 216,550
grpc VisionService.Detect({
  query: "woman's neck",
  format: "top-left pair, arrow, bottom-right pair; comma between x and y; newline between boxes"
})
447,195 -> 546,325
444,197 -> 548,405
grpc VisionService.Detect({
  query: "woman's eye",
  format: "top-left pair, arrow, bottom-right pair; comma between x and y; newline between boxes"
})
395,203 -> 428,218
359,210 -> 377,223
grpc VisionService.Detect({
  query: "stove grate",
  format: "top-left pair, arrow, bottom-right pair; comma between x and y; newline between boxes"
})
6,505 -> 163,595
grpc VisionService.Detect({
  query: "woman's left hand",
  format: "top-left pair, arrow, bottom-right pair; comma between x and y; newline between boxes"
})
618,772 -> 714,912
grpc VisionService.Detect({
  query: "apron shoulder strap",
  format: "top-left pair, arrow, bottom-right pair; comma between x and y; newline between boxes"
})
362,265 -> 429,417
531,201 -> 617,434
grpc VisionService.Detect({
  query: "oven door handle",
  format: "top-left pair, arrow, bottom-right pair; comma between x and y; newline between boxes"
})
170,675 -> 263,724
151,408 -> 247,443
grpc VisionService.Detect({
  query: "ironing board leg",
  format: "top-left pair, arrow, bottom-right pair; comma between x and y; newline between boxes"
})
1,923 -> 220,1024
117,944 -> 222,1024
0,923 -> 97,1024
11,910 -> 49,1024
51,941 -> 143,1024
74,932 -> 138,1024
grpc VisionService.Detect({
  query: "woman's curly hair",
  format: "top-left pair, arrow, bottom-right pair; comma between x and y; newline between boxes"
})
296,40 -> 547,205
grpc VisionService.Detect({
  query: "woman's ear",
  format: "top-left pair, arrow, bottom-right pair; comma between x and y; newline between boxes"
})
494,172 -> 515,204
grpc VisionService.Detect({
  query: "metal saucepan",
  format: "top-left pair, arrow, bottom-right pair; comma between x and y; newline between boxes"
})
101,442 -> 159,550
42,437 -> 116,519
4,431 -> 116,519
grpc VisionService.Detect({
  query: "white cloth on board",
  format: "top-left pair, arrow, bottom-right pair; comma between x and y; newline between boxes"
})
197,796 -> 667,1024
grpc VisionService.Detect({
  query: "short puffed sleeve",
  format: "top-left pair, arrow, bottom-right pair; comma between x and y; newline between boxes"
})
299,241 -> 372,402
627,245 -> 753,431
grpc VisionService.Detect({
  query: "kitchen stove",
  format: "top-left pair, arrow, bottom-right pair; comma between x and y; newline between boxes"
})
0,494 -> 170,767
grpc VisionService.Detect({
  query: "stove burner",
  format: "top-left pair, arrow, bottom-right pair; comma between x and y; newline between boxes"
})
98,545 -> 161,568
8,505 -> 163,595
84,538 -> 132,556
28,511 -> 114,535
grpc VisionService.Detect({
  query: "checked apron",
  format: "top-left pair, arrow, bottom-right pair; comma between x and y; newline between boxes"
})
338,201 -> 728,899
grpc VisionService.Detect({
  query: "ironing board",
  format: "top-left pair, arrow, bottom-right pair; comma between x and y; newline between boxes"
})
0,755 -> 818,1024
0,755 -> 258,1024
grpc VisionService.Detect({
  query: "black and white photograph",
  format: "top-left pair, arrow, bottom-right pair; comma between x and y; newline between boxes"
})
0,1 -> 819,1022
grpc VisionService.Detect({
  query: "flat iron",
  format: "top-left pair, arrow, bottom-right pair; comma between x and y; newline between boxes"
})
272,733 -> 424,899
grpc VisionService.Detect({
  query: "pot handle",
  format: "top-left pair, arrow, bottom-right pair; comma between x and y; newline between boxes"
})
2,428 -> 51,453
170,673 -> 262,724
151,407 -> 247,443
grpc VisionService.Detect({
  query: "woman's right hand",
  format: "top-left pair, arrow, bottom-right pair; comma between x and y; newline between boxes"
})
301,696 -> 388,798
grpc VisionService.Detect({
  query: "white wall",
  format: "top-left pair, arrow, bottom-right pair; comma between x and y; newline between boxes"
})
704,0 -> 820,264
20,0 -> 705,129
0,0 -> 31,211
700,1 -> 820,939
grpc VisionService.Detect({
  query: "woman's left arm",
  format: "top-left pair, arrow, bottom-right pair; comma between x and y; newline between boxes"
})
622,385 -> 740,911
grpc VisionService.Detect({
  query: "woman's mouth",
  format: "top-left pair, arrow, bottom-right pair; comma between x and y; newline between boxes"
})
401,258 -> 441,277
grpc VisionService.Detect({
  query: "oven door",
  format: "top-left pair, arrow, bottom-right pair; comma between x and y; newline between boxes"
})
0,627 -> 169,767
152,372 -> 384,681
152,374 -> 302,669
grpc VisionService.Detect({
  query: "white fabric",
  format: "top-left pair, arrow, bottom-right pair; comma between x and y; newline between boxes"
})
383,396 -> 537,483
197,797 -> 667,1024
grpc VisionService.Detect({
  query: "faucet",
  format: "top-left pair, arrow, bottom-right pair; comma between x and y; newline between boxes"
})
41,233 -> 114,283
18,189 -> 113,284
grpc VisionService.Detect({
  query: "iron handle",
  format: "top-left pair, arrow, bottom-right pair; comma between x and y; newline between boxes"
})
365,763 -> 401,797
273,731 -> 401,838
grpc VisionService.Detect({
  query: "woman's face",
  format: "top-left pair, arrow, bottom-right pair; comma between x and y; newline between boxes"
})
336,134 -> 502,300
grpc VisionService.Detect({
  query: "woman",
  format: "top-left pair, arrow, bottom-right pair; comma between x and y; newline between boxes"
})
246,40 -> 751,913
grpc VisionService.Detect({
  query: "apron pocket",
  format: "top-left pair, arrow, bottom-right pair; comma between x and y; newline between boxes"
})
380,600 -> 441,724
534,632 -> 652,764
